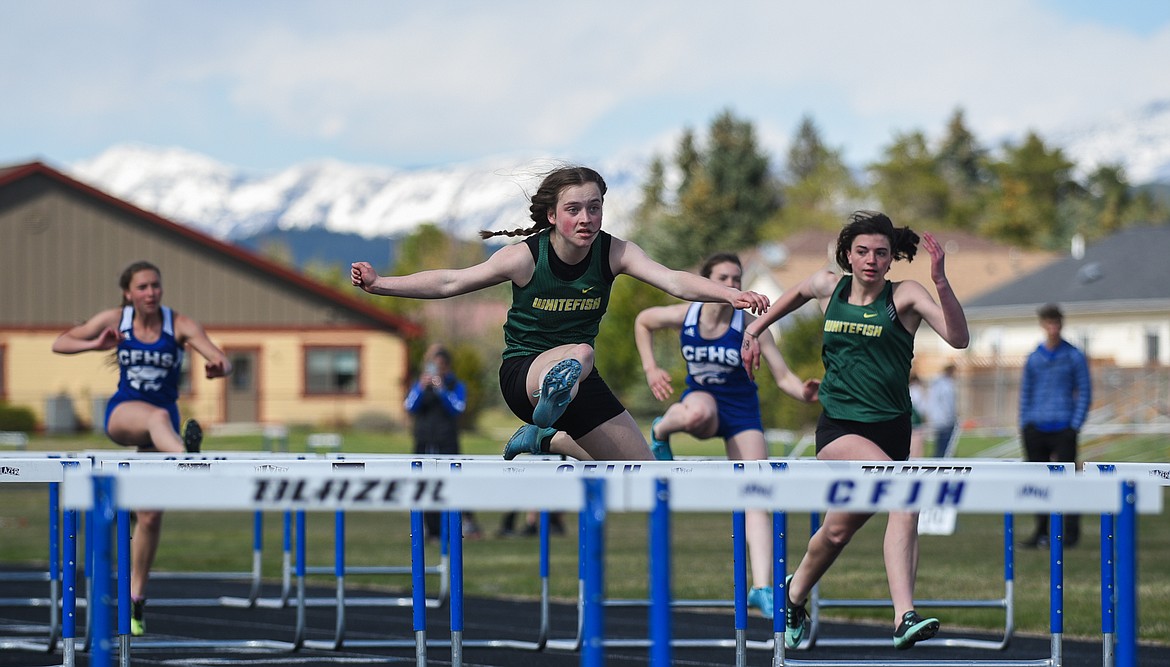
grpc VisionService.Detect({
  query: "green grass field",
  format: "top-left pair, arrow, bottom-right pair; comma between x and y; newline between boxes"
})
2,415 -> 1167,644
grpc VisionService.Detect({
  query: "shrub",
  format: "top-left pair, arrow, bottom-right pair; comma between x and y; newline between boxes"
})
0,402 -> 37,432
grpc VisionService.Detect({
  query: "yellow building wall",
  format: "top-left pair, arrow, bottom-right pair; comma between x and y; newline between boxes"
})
2,328 -> 409,431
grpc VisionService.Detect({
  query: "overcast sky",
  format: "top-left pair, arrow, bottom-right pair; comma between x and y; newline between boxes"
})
4,1 -> 1169,173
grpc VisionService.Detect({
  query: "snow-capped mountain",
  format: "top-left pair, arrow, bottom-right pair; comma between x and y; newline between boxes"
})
1050,99 -> 1170,183
69,145 -> 649,242
64,100 -> 1170,249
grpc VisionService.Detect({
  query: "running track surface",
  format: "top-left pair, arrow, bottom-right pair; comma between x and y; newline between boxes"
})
2,570 -> 1166,666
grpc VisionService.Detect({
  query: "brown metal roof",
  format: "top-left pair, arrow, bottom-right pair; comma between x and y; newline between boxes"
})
0,161 -> 422,337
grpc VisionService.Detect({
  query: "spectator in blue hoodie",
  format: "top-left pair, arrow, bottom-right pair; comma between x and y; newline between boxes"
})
1019,303 -> 1091,548
406,344 -> 481,540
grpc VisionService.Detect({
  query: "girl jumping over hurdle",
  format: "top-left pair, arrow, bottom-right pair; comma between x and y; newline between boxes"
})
741,211 -> 969,650
52,260 -> 232,635
352,165 -> 769,461
633,251 -> 820,618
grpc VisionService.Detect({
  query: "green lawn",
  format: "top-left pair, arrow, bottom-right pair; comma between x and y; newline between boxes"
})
2,418 -> 1167,644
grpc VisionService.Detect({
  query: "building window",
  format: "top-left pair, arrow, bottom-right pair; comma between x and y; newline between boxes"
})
1147,330 -> 1161,366
306,348 -> 360,395
230,353 -> 254,392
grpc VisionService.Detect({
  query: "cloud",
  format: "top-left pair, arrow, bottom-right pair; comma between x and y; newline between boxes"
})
3,0 -> 1169,169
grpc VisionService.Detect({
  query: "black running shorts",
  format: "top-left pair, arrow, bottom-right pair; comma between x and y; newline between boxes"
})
499,355 -> 625,440
815,411 -> 912,461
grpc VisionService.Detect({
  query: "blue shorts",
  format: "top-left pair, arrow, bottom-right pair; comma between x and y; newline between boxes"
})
681,387 -> 763,440
104,391 -> 180,445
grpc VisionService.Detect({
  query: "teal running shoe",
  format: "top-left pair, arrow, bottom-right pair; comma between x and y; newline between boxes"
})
893,610 -> 939,649
748,586 -> 774,619
649,417 -> 673,460
783,574 -> 809,649
503,424 -> 556,460
532,359 -> 581,428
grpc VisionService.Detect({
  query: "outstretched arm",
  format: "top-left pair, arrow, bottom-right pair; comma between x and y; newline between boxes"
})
741,269 -> 838,376
352,242 -> 531,300
611,238 -> 769,315
52,309 -> 122,355
634,304 -> 689,402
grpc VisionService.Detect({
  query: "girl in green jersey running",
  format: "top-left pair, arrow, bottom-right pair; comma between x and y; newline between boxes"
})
741,211 -> 969,651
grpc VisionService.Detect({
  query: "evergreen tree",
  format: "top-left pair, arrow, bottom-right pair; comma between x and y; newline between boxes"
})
981,132 -> 1077,248
936,108 -> 991,230
868,130 -> 949,228
770,114 -> 859,235
634,110 -> 779,267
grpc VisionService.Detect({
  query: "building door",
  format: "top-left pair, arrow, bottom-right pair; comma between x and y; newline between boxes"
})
224,349 -> 259,424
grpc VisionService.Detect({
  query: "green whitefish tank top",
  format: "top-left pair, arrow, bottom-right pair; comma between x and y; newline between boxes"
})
819,276 -> 914,422
502,230 -> 613,359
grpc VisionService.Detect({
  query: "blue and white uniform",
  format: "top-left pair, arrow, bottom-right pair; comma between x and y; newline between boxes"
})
679,303 -> 762,439
104,305 -> 185,435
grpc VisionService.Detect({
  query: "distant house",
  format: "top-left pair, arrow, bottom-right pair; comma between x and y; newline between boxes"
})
963,226 -> 1170,428
0,161 -> 422,433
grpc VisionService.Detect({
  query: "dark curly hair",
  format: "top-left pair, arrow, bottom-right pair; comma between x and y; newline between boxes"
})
834,210 -> 919,272
480,166 -> 607,239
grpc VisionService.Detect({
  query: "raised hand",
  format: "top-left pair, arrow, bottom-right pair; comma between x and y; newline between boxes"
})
921,232 -> 948,285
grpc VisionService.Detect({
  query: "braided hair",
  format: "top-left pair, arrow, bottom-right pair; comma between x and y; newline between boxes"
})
479,166 -> 607,240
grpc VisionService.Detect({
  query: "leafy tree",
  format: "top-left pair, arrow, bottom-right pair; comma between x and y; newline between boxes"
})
635,109 -> 780,267
935,109 -> 992,230
593,275 -> 677,414
867,130 -> 949,228
257,237 -> 295,267
980,132 -> 1078,248
769,115 -> 860,235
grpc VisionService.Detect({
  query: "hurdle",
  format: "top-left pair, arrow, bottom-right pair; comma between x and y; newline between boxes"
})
450,457 -> 772,657
1085,461 -> 1170,667
63,462 -> 1160,667
62,460 -> 597,667
86,452 -> 318,612
0,456 -> 89,660
87,457 -> 449,652
636,467 -> 1160,667
769,459 -> 1073,651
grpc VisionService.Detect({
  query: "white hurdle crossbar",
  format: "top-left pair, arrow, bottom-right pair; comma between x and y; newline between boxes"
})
0,456 -> 89,664
88,456 -> 449,653
769,459 -> 1073,651
61,464 -> 1161,667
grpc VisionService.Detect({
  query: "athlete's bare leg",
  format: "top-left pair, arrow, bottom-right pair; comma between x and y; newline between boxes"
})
574,411 -> 654,460
105,401 -> 184,600
786,433 -> 919,627
654,391 -> 719,441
